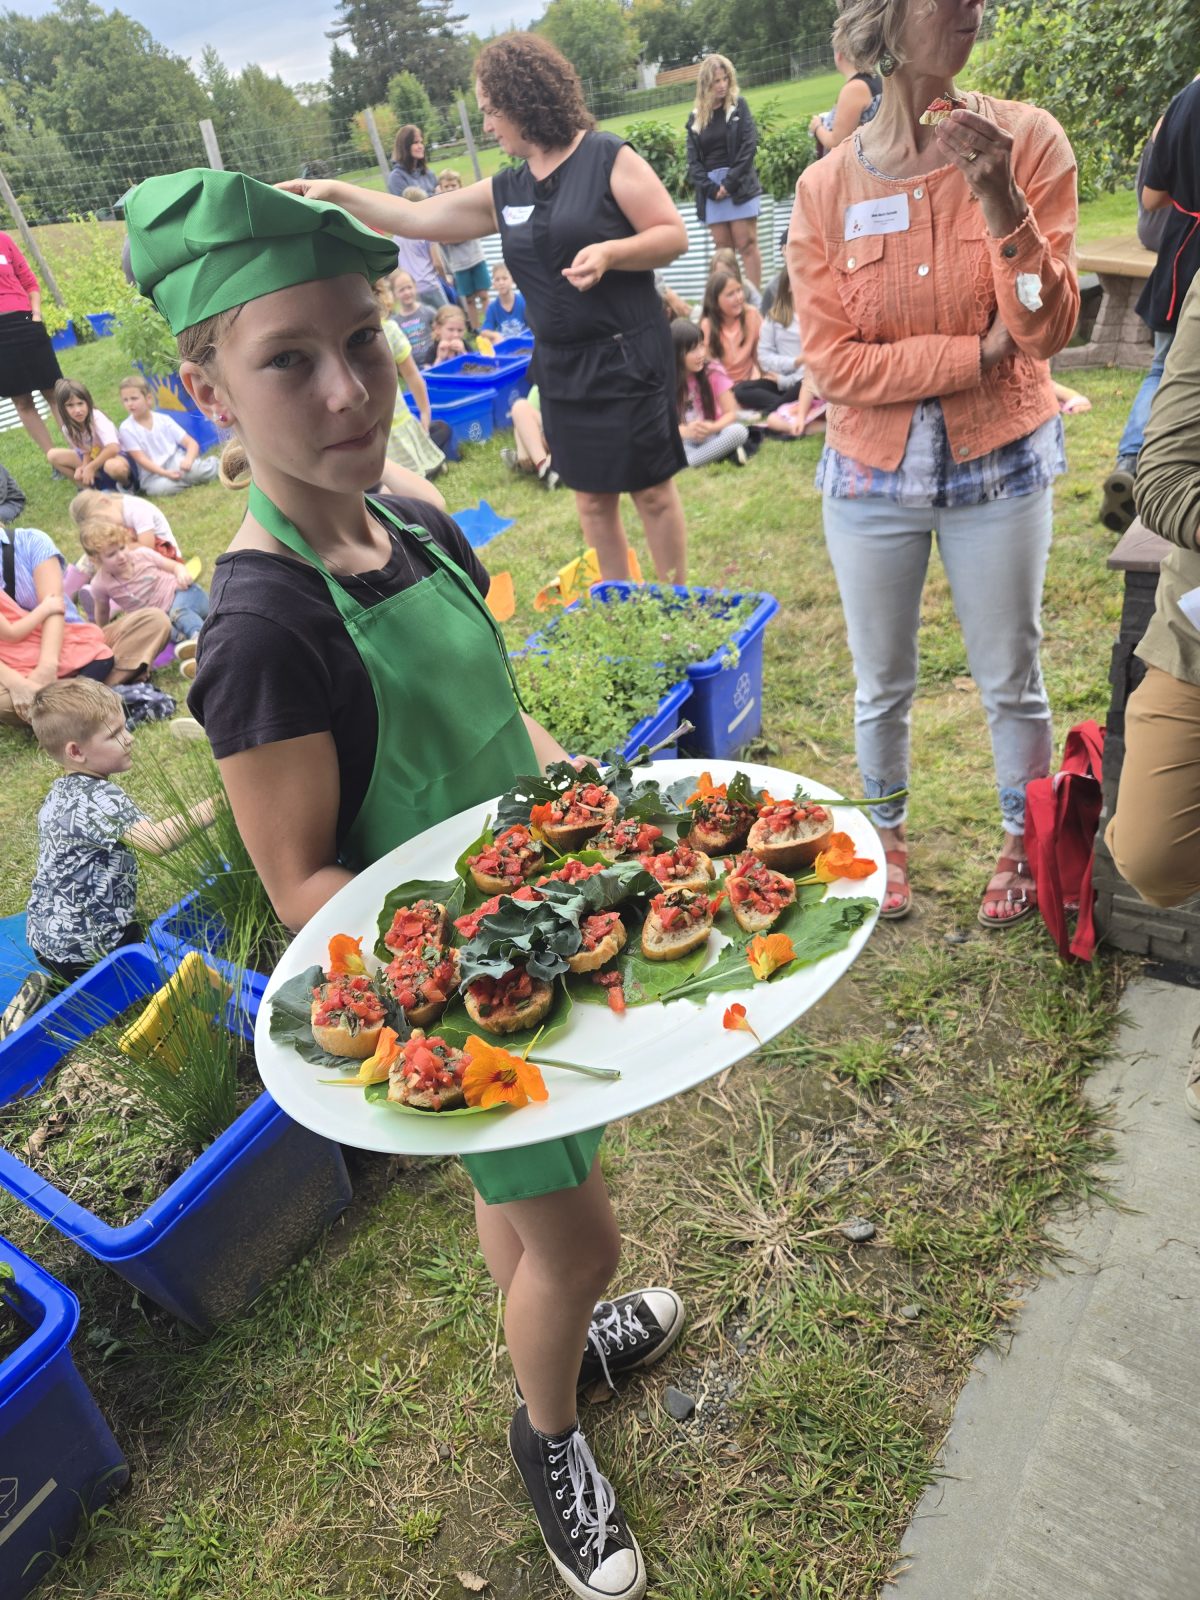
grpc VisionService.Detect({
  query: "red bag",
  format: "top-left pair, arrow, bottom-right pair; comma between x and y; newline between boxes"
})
1022,721 -> 1105,961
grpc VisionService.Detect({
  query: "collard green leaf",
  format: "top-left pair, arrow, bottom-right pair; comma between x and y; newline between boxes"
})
454,818 -> 494,886
269,966 -> 363,1068
662,898 -> 875,1005
494,755 -> 681,833
362,1079 -> 498,1118
374,877 -> 466,962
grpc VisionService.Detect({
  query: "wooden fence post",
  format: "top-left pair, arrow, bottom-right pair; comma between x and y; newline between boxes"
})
363,108 -> 391,183
457,97 -> 482,182
199,119 -> 224,171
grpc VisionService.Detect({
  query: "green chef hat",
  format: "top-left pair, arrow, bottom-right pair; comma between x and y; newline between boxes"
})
124,168 -> 398,335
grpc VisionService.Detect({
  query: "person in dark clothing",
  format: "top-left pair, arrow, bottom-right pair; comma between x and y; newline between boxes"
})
0,462 -> 25,526
685,54 -> 763,288
386,125 -> 437,198
287,34 -> 691,585
1101,75 -> 1200,534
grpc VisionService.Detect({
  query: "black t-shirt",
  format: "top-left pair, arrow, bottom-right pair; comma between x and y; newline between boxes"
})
695,110 -> 729,172
187,496 -> 490,845
1138,78 -> 1200,331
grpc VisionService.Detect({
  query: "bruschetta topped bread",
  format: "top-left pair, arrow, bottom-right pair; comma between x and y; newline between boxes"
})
537,781 -> 621,852
566,911 -> 628,973
464,963 -> 555,1033
727,852 -> 797,933
641,887 -> 715,961
388,1031 -> 467,1110
689,794 -> 758,856
639,841 -> 715,894
468,824 -> 545,895
311,973 -> 387,1058
918,93 -> 965,126
592,816 -> 664,862
536,858 -> 607,889
380,943 -> 460,1028
747,799 -> 834,871
383,899 -> 450,955
454,884 -> 542,942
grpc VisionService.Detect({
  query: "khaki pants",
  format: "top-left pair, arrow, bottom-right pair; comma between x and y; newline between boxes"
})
1105,664 -> 1200,908
0,607 -> 172,727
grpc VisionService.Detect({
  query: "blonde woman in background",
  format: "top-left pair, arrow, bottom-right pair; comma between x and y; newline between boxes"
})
686,55 -> 763,289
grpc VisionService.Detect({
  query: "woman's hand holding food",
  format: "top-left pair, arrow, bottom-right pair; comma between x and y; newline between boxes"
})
935,109 -> 1027,240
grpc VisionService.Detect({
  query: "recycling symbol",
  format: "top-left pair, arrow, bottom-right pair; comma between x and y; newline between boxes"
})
733,672 -> 752,709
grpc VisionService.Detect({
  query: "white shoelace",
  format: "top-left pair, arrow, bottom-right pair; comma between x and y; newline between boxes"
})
547,1427 -> 617,1562
586,1299 -> 648,1390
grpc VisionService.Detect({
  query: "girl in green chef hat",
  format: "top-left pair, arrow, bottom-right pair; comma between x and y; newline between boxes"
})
123,168 -> 681,1600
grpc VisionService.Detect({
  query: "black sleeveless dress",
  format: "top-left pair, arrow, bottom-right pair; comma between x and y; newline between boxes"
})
493,131 -> 685,494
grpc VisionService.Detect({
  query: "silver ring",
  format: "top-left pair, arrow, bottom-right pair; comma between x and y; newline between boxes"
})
966,149 -> 979,163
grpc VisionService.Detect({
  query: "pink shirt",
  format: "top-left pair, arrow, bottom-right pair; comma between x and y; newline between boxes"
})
683,360 -> 734,423
0,233 -> 39,316
68,409 -> 120,462
89,547 -> 179,619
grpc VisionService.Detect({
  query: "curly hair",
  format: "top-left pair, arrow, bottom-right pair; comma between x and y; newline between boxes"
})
474,34 -> 593,152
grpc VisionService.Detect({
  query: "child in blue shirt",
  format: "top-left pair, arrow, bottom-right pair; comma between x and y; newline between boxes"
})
481,262 -> 529,340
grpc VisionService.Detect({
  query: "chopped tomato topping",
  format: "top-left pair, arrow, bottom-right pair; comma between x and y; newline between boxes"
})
548,782 -> 615,825
469,824 -> 542,884
536,859 -> 606,887
383,899 -> 446,954
756,800 -> 828,835
468,965 -> 537,1017
454,883 -> 542,941
728,852 -> 797,913
398,1034 -> 465,1102
597,818 -> 662,855
640,843 -> 706,883
693,796 -> 756,835
592,969 -> 626,1013
651,889 -> 709,930
580,911 -> 621,951
312,974 -> 385,1029
383,947 -> 458,1012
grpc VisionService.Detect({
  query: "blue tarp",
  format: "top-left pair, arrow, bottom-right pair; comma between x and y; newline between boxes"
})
452,500 -> 514,550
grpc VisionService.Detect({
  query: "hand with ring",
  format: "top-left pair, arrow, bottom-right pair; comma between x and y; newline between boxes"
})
935,107 -> 1026,238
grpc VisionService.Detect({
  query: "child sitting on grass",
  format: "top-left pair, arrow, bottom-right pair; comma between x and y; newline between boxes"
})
117,374 -> 218,497
46,378 -> 135,491
26,679 -> 217,984
481,261 -> 529,340
70,487 -> 183,560
79,517 -> 208,665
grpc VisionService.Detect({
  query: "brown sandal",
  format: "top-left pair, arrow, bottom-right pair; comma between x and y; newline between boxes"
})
880,847 -> 912,920
978,855 -> 1037,930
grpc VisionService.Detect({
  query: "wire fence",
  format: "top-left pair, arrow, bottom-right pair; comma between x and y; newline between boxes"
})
2,32 -> 842,224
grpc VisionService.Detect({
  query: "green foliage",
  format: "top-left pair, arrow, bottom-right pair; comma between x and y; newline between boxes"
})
976,0 -> 1196,199
114,287 -> 179,375
387,71 -> 437,134
629,0 -> 706,67
538,0 -> 639,92
757,115 -> 816,199
328,0 -> 473,118
623,117 -> 690,198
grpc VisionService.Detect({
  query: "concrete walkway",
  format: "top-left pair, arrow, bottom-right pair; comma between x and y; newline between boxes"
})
885,977 -> 1200,1600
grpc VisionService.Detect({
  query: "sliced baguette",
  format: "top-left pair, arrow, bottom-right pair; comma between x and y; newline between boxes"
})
728,856 -> 797,933
468,826 -> 544,895
383,900 -> 450,954
311,1016 -> 385,1059
388,1031 -> 467,1110
689,810 -> 754,856
463,969 -> 554,1035
566,913 -> 627,974
747,803 -> 834,871
541,787 -> 620,853
641,845 -> 715,894
381,948 -> 459,1029
640,891 -> 714,961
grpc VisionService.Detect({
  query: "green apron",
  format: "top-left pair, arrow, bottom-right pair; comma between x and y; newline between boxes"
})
247,484 -> 603,1204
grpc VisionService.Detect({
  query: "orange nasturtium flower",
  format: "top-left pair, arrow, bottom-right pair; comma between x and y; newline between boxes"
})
462,1035 -> 550,1110
354,1026 -> 401,1085
812,832 -> 877,883
746,933 -> 797,981
685,770 -> 724,807
327,933 -> 367,976
723,1003 -> 761,1043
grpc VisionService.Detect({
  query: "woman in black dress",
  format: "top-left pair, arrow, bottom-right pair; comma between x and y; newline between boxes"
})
285,35 -> 691,583
0,230 -> 62,454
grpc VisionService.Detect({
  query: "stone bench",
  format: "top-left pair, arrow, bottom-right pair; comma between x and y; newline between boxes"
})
1055,234 -> 1156,373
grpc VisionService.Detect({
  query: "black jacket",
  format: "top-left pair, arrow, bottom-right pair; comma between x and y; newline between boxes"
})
686,99 -> 762,221
0,463 -> 25,528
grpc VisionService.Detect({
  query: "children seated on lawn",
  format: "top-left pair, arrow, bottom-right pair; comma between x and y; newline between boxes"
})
46,378 -> 135,490
70,487 -> 183,560
117,374 -> 218,497
25,679 -> 217,984
390,269 -> 437,360
672,318 -> 750,467
482,261 -> 530,341
501,386 -> 561,489
422,303 -> 488,367
78,516 -> 208,659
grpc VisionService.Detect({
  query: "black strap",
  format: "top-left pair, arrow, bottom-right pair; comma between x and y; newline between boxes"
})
1,536 -> 15,602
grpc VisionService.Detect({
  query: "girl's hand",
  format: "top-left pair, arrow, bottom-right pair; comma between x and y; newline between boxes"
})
936,110 -> 1027,238
562,243 -> 614,293
713,185 -> 728,200
34,594 -> 64,620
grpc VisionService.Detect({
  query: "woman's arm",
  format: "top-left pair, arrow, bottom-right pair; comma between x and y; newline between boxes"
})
562,146 -> 689,291
277,176 -> 499,246
521,712 -> 571,770
1135,280 -> 1200,551
817,80 -> 872,150
217,733 -> 354,932
685,118 -> 716,197
401,354 -> 432,428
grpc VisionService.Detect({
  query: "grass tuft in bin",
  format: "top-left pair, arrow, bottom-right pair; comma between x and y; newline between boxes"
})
134,743 -> 287,976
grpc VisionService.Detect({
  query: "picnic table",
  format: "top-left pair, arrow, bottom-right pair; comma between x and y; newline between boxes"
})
1054,234 -> 1157,372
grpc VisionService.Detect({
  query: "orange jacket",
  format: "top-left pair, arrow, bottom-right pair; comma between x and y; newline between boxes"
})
788,94 -> 1079,471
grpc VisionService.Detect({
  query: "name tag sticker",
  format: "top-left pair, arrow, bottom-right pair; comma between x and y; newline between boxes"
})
843,194 -> 910,240
0,254 -> 7,265
1179,586 -> 1200,633
502,205 -> 534,226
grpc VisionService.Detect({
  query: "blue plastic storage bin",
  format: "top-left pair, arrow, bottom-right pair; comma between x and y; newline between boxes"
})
169,409 -> 221,453
84,312 -> 115,338
405,388 -> 494,448
621,677 -> 693,762
0,1237 -> 128,1598
49,323 -> 76,351
422,352 -> 532,427
587,583 -> 781,758
492,335 -> 535,360
0,946 -> 352,1331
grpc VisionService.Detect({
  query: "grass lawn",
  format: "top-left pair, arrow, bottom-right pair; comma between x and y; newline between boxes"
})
0,332 -> 1144,1596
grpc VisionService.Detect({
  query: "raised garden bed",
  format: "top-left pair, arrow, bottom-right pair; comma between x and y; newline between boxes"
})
0,946 -> 351,1331
0,1237 -> 128,1598
512,583 -> 779,760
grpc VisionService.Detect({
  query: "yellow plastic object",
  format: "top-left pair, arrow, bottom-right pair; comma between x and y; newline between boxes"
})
184,555 -> 204,582
118,951 -> 232,1073
533,546 -> 644,611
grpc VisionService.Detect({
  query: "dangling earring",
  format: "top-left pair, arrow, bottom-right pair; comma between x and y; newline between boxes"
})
878,51 -> 897,76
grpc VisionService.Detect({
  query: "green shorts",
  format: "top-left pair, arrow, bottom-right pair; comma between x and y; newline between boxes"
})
462,1126 -> 605,1205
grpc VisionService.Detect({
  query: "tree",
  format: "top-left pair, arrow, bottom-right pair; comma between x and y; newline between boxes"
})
691,0 -> 835,63
538,0 -> 637,93
388,71 -> 436,133
326,0 -> 472,115
628,0 -> 705,67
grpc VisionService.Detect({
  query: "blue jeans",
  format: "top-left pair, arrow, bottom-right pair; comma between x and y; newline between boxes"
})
169,584 -> 209,642
1116,328 -> 1174,464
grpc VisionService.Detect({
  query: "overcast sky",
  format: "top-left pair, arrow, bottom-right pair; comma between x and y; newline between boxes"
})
14,1 -> 539,85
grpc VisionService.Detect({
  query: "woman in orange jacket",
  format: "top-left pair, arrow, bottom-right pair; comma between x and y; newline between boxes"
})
788,0 -> 1078,928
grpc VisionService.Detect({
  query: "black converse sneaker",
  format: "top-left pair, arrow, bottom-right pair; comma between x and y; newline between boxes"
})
509,1406 -> 647,1600
579,1288 -> 684,1391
